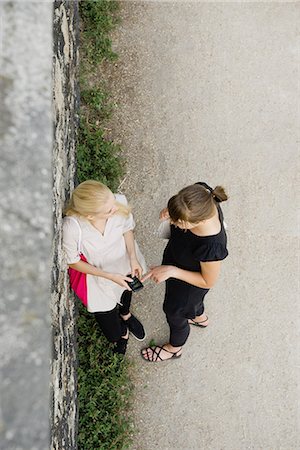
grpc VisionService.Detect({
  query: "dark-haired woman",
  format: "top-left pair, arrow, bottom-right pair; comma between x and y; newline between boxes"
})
141,182 -> 228,362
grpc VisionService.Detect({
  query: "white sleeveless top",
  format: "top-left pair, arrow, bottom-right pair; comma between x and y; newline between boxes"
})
63,194 -> 147,312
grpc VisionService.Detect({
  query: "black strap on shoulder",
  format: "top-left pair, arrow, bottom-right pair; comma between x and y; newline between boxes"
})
195,181 -> 213,192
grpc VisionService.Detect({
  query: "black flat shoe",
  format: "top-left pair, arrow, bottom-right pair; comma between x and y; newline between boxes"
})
124,314 -> 146,341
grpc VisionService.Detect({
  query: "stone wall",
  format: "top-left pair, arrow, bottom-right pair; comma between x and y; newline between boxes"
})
0,1 -> 53,448
51,1 -> 80,449
0,1 -> 80,448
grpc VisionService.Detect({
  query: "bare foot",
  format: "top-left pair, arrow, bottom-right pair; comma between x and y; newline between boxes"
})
188,314 -> 209,327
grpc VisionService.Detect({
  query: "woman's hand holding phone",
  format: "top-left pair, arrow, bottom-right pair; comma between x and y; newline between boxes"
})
109,273 -> 134,290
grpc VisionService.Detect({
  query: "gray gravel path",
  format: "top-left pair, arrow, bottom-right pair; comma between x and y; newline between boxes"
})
108,2 -> 300,449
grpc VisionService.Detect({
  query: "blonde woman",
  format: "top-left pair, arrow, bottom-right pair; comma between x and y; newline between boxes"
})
63,180 -> 147,355
141,182 -> 228,362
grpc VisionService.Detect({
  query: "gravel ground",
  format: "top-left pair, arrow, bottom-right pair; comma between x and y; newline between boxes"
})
107,2 -> 300,449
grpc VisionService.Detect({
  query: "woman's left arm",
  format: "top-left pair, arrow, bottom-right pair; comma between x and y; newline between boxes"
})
123,230 -> 143,278
142,261 -> 221,289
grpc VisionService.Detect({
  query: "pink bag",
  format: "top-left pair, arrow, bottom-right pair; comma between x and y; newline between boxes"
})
67,217 -> 88,307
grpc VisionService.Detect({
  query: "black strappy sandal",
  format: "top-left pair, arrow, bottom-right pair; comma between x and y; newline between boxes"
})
189,315 -> 209,328
141,345 -> 182,362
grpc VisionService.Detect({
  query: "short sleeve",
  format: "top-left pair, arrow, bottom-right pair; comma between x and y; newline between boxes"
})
62,217 -> 81,264
193,242 -> 228,263
115,193 -> 135,233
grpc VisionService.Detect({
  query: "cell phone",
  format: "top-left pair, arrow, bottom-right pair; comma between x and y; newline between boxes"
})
126,275 -> 144,292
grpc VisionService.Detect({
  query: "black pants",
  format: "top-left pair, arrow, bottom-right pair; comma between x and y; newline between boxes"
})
165,313 -> 190,347
93,290 -> 132,342
163,280 -> 209,347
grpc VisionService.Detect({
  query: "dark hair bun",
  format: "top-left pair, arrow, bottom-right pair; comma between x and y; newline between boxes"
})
212,186 -> 228,203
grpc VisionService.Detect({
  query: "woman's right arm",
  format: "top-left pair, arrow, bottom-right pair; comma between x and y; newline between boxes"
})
64,218 -> 132,290
68,260 -> 133,290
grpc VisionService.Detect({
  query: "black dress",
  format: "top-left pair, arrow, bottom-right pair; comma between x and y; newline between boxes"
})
162,205 -> 228,320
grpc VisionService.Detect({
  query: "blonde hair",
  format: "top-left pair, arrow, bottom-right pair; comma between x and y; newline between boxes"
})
168,183 -> 228,225
64,180 -> 131,218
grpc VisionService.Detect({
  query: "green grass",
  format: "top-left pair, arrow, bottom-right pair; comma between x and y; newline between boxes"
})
77,1 -> 133,449
80,87 -> 113,120
80,0 -> 119,65
78,0 -> 124,191
77,119 -> 123,190
77,305 -> 133,450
